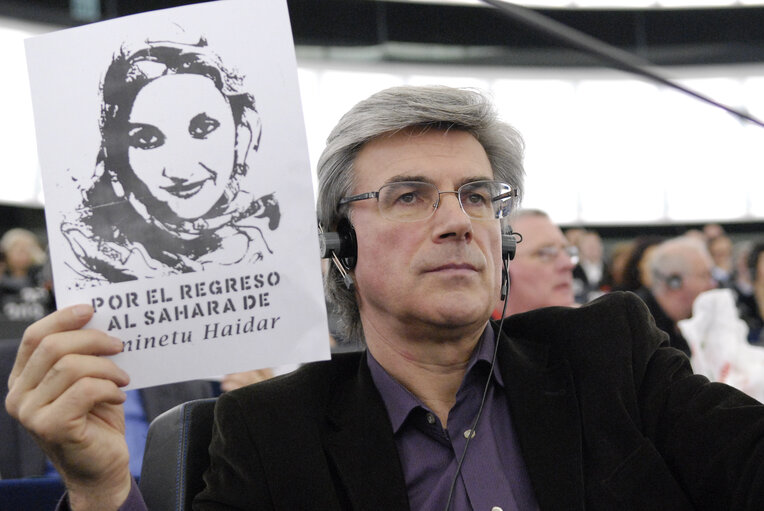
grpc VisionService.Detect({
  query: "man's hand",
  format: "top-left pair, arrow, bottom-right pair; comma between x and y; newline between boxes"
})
5,305 -> 133,510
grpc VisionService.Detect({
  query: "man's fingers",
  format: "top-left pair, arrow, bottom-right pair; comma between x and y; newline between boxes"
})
10,327 -> 125,395
8,305 -> 95,388
14,354 -> 129,420
24,376 -> 126,447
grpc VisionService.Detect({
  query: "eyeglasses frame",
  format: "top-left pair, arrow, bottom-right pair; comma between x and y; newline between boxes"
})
337,179 -> 517,222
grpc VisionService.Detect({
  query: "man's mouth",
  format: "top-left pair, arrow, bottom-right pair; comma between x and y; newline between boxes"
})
161,179 -> 208,199
427,263 -> 478,273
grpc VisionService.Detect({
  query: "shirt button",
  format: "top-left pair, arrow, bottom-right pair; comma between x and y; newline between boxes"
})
491,507 -> 503,511
426,413 -> 436,425
463,429 -> 476,439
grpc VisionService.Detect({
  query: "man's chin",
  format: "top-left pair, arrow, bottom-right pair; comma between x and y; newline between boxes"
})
428,300 -> 492,327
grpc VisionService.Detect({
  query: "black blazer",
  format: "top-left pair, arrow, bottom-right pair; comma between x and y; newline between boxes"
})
195,291 -> 764,510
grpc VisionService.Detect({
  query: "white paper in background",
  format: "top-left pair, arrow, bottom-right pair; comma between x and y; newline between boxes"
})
25,0 -> 330,389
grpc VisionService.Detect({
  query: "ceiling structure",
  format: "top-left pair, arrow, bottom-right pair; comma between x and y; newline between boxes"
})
1,0 -> 764,67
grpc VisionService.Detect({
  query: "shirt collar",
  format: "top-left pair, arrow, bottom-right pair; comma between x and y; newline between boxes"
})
367,324 -> 504,434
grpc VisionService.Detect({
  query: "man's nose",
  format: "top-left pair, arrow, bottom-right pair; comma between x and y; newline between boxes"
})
433,191 -> 473,240
558,250 -> 577,269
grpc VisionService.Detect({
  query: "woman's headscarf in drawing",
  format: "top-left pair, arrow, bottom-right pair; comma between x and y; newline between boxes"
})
93,37 -> 279,236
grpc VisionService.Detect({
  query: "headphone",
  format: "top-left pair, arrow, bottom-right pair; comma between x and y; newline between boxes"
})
664,274 -> 684,290
318,220 -> 519,291
654,270 -> 683,290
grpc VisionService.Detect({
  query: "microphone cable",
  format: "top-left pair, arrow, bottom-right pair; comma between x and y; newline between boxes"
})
443,257 -> 511,511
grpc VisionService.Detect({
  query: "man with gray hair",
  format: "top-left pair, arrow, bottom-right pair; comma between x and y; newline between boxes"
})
637,235 -> 717,358
7,86 -> 764,510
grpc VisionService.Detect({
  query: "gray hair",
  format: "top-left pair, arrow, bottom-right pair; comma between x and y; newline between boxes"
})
317,85 -> 525,342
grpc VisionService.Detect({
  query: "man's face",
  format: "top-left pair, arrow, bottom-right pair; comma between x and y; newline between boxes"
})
506,214 -> 576,315
348,129 -> 502,339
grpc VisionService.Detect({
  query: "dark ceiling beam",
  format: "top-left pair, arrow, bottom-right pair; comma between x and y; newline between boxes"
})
1,0 -> 763,66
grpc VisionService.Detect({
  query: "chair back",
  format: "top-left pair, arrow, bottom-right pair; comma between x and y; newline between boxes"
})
139,397 -> 217,511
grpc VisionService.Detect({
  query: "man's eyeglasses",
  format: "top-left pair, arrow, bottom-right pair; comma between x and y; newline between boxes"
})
528,245 -> 580,265
338,180 -> 516,223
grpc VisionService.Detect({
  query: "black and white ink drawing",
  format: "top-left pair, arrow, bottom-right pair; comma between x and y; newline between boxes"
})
61,37 -> 280,285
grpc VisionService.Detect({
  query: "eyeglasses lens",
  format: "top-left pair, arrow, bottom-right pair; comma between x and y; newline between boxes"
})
378,182 -> 438,222
460,181 -> 512,220
377,181 -> 512,222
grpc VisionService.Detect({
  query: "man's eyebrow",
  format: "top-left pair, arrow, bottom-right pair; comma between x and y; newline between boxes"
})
382,175 -> 494,187
383,175 -> 433,185
459,175 -> 496,186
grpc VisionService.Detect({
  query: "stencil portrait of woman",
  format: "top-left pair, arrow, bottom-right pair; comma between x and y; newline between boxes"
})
61,37 -> 280,285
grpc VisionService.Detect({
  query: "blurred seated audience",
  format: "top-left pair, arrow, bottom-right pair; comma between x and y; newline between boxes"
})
0,229 -> 54,323
737,242 -> 764,345
636,236 -> 716,358
572,230 -> 612,303
495,209 -> 577,317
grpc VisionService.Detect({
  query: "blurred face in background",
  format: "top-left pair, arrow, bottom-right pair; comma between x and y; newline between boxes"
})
505,213 -> 577,315
653,243 -> 716,322
4,233 -> 40,276
579,232 -> 603,264
708,235 -> 733,272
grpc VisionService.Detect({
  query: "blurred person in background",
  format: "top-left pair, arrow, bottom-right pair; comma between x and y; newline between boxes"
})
0,228 -> 54,323
615,235 -> 665,292
737,242 -> 764,345
564,227 -> 585,248
703,222 -> 726,241
707,232 -> 734,287
732,241 -> 755,298
607,240 -> 635,290
637,236 -> 716,358
572,230 -> 612,303
495,209 -> 577,317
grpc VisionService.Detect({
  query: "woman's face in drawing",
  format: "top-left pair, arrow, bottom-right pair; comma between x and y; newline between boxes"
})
126,74 -> 237,219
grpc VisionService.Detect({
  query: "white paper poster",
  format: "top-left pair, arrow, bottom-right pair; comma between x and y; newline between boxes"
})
26,0 -> 330,389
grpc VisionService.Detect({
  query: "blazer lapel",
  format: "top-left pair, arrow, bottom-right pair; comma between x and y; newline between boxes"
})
322,354 -> 410,511
498,328 -> 585,511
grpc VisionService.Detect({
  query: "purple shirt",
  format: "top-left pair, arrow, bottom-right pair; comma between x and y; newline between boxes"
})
367,326 -> 539,511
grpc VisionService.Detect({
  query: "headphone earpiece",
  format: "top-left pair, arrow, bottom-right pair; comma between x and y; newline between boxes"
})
666,274 -> 683,290
502,234 -> 516,262
653,270 -> 683,290
318,217 -> 358,289
502,227 -> 523,262
500,228 -> 520,302
336,219 -> 357,270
